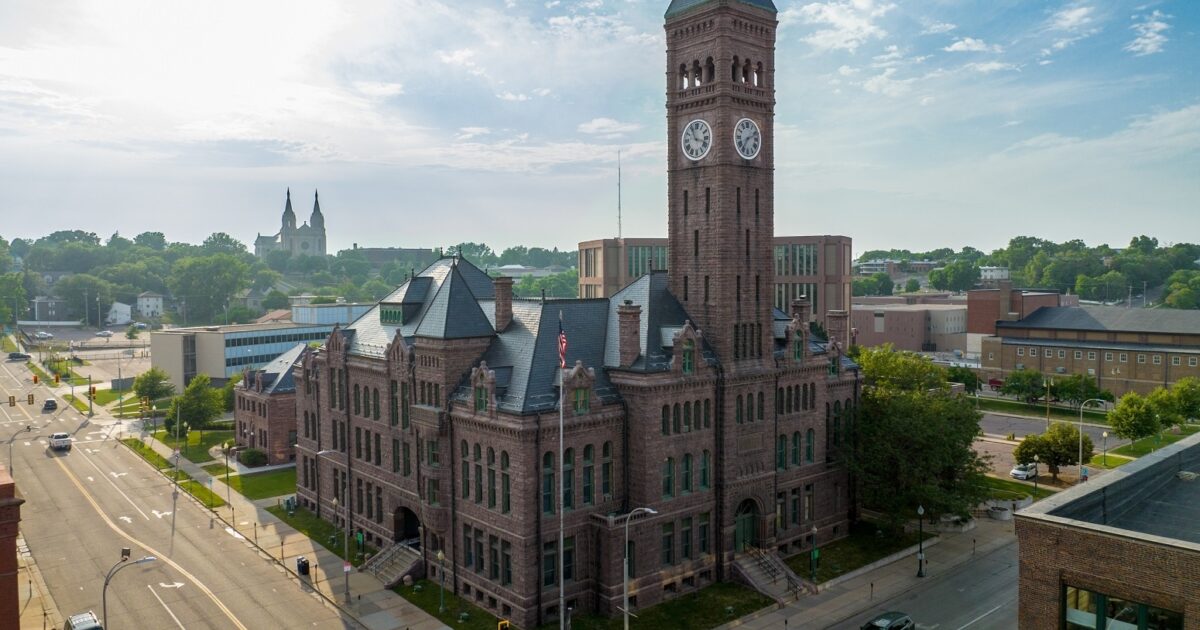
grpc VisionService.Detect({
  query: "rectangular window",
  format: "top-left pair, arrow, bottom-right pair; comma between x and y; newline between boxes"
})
1074,350 -> 1082,359
1138,354 -> 1146,364
355,427 -> 362,459
375,433 -> 381,466
681,517 -> 692,560
1153,355 -> 1161,365
489,535 -> 500,580
1017,347 -> 1024,357
426,479 -> 439,506
573,388 -> 589,414
463,526 -> 474,569
1105,352 -> 1113,361
1030,348 -> 1038,357
1088,351 -> 1096,360
427,440 -> 439,467
790,488 -> 800,525
542,541 -> 557,587
474,529 -> 484,573
661,523 -> 675,566
1191,357 -> 1198,367
699,512 -> 710,553
1120,353 -> 1127,363
804,484 -> 814,521
403,443 -> 411,476
364,429 -> 371,462
393,439 -> 400,473
705,187 -> 710,213
1058,349 -> 1066,359
562,536 -> 575,582
501,541 -> 512,586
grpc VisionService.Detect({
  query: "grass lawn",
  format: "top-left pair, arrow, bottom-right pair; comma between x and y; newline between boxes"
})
225,468 -> 296,500
977,398 -> 1108,424
394,579 -> 502,630
548,582 -> 773,630
203,462 -> 234,477
265,506 -> 377,566
1,336 -> 16,353
1111,425 -> 1200,458
1088,453 -> 1134,470
92,389 -> 123,405
152,428 -> 233,464
784,519 -> 932,584
63,394 -> 89,413
121,438 -> 175,470
26,362 -> 52,385
980,475 -> 1056,500
181,479 -> 227,509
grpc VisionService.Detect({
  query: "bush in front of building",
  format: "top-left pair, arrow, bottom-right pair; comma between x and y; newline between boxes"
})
239,448 -> 267,467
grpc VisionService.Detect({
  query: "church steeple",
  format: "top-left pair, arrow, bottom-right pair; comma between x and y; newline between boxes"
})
310,189 -> 325,230
282,188 -> 297,232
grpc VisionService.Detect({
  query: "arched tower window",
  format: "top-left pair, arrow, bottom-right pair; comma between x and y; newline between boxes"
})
692,60 -> 703,86
704,57 -> 715,83
742,59 -> 752,84
679,64 -> 689,89
755,62 -> 764,87
731,56 -> 741,82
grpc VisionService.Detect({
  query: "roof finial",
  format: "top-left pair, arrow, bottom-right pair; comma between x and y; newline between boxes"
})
287,187 -> 291,199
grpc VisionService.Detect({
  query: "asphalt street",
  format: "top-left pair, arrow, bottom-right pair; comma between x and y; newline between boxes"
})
979,411 -> 1126,450
1,357 -> 354,629
838,540 -> 1018,630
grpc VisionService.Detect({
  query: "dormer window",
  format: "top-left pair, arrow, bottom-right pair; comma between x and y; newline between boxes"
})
474,386 -> 487,412
380,306 -> 403,325
829,357 -> 840,375
793,332 -> 804,362
572,388 -> 590,414
681,340 -> 695,374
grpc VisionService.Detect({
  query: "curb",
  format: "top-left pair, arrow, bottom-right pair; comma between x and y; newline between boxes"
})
818,536 -> 942,592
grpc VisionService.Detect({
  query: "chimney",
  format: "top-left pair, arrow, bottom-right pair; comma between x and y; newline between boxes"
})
617,299 -> 642,367
999,279 -> 1013,319
494,276 -> 513,332
790,298 -> 811,324
826,309 -> 849,352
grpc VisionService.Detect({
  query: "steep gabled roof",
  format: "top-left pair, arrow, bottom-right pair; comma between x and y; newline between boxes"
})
603,271 -> 716,372
250,343 -> 309,395
415,263 -> 494,339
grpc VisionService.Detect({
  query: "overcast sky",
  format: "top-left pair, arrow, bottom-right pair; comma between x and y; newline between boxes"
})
1,0 -> 1196,256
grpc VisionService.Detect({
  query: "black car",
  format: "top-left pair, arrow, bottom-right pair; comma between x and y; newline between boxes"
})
42,399 -> 58,411
7,352 -> 31,360
861,612 -> 915,630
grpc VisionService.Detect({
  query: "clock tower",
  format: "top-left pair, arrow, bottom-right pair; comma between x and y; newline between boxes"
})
665,0 -> 777,372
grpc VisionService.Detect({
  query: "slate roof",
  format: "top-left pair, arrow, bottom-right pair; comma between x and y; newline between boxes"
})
414,264 -> 494,339
997,306 -> 1200,336
603,271 -> 716,372
249,343 -> 309,394
665,0 -> 776,17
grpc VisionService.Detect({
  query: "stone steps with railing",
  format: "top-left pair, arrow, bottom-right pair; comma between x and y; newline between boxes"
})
361,542 -> 422,588
734,547 -> 806,604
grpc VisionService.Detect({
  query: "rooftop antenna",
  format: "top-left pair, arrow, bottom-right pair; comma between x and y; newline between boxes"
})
617,149 -> 623,240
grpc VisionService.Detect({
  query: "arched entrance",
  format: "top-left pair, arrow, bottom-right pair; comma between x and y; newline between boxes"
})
394,507 -> 420,547
734,499 -> 759,552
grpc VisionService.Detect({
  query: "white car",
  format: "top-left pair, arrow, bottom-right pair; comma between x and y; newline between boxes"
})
95,330 -> 113,337
34,331 -> 54,340
49,432 -> 72,451
1010,463 -> 1039,480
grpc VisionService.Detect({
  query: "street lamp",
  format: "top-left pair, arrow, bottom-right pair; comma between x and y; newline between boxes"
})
810,525 -> 819,584
1079,398 -> 1107,484
916,506 -> 926,578
102,548 -> 156,629
1032,454 -> 1040,494
7,425 -> 31,477
1102,431 -> 1109,466
437,549 -> 447,614
319,449 -> 351,605
622,506 -> 658,630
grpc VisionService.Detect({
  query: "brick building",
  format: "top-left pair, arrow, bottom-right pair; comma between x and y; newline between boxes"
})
234,343 -> 309,465
578,235 -> 853,331
292,1 -> 860,626
0,465 -> 23,629
850,304 -> 968,353
966,281 -> 1062,335
980,306 -> 1200,397
1015,431 -> 1198,629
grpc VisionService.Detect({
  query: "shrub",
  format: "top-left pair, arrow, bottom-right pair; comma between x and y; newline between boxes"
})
239,448 -> 268,467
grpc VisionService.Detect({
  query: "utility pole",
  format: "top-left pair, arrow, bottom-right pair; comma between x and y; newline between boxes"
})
1143,281 -> 1147,308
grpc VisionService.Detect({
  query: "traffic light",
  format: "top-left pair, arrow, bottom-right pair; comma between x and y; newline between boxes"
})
54,373 -> 61,384
89,385 -> 97,399
498,622 -> 511,630
32,374 -> 38,384
27,393 -> 34,405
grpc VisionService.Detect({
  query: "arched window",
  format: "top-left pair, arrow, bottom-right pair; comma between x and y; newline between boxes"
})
474,444 -> 483,504
682,339 -> 695,374
731,56 -> 741,82
679,63 -> 689,89
833,401 -> 842,447
776,435 -> 787,469
563,448 -> 575,510
487,447 -> 497,509
662,457 -> 675,498
754,61 -> 763,87
785,387 -> 793,414
695,400 -> 703,430
542,452 -> 555,514
776,388 -> 783,414
742,59 -> 752,83
602,441 -> 613,497
373,388 -> 380,421
704,56 -> 715,83
692,60 -> 703,86
704,399 -> 711,428
684,401 -> 692,433
583,445 -> 594,505
795,385 -> 802,410
661,405 -> 670,436
757,392 -> 764,421
794,331 -> 804,361
673,403 -> 682,434
806,429 -> 815,463
791,431 -> 801,466
682,454 -> 693,493
736,395 -> 744,423
501,451 -> 511,513
700,451 -> 711,489
353,384 -> 361,415
461,440 -> 470,498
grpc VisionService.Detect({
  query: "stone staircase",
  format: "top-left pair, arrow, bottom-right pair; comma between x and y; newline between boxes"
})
733,547 -> 808,604
362,542 -> 422,588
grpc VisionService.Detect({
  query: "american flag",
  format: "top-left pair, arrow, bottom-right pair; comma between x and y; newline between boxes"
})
558,312 -> 567,369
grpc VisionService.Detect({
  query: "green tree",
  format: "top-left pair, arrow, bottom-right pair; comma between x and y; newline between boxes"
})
166,373 -> 223,446
850,346 -> 990,526
222,374 -> 241,413
133,367 -> 176,403
871,272 -> 894,295
261,290 -> 290,311
202,232 -> 249,256
263,250 -> 293,273
168,254 -> 249,323
252,268 -> 283,292
1146,387 -> 1184,431
946,366 -> 981,394
1052,374 -> 1113,410
1171,377 -> 1200,423
53,273 -> 115,324
0,272 -> 26,323
134,232 -> 167,250
1013,422 -> 1093,481
1001,368 -> 1045,404
125,325 -> 138,340
1108,392 -> 1161,443
852,276 -> 879,297
904,278 -> 921,293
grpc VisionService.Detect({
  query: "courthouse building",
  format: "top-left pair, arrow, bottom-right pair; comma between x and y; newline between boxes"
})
293,0 -> 860,626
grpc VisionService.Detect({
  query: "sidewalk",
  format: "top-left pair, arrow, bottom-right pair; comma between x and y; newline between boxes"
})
131,429 -> 448,630
18,534 -> 63,629
717,518 -> 1016,630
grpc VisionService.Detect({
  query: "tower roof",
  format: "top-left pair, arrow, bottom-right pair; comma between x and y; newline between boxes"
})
312,190 -> 323,217
282,188 -> 296,222
665,0 -> 776,18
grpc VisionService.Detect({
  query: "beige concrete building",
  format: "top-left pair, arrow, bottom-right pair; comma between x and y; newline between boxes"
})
578,235 -> 852,326
851,304 -> 968,353
150,322 -> 334,391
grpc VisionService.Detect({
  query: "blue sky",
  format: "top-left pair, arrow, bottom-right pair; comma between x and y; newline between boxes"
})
0,0 -> 1196,257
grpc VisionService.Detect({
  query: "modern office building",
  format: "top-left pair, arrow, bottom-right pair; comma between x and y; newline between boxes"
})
980,306 -> 1200,397
150,322 -> 334,390
578,235 -> 852,327
1015,431 -> 1198,629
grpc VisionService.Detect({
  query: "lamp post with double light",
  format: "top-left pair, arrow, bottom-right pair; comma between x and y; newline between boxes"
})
1033,454 -> 1040,494
916,505 -> 926,578
1102,431 -> 1108,466
103,548 -> 156,629
622,506 -> 658,630
810,525 -> 819,583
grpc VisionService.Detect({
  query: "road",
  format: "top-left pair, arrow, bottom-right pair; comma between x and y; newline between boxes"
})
979,412 -> 1125,450
1,357 -> 353,629
839,540 -> 1018,630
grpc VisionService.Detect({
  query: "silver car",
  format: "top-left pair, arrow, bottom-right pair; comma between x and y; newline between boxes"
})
1010,463 -> 1038,480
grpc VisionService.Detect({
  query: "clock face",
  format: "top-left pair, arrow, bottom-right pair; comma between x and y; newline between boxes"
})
681,119 -> 713,161
734,118 -> 761,160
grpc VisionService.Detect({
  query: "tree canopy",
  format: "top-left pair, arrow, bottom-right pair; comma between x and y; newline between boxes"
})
1013,422 -> 1093,481
133,367 -> 176,402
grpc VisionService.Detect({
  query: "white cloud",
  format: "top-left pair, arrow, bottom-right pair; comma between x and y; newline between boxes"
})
791,0 -> 896,53
577,117 -> 641,135
545,0 -> 560,7
496,91 -> 530,102
1125,10 -> 1170,56
837,65 -> 859,76
943,37 -> 1002,53
862,68 -> 913,97
1001,120 -> 1022,128
353,81 -> 405,97
438,48 -> 487,76
921,21 -> 956,35
1051,6 -> 1095,31
456,127 -> 491,140
533,88 -> 552,97
967,61 -> 1019,74
872,45 -> 903,66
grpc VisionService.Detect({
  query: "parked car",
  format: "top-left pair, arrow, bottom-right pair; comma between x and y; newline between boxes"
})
861,612 -> 915,629
63,610 -> 101,629
34,331 -> 54,340
1010,463 -> 1039,480
42,399 -> 58,412
134,322 -> 149,329
7,352 -> 31,360
95,330 -> 113,337
49,432 -> 72,451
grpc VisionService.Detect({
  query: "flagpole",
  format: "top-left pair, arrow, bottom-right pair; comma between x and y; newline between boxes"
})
558,310 -> 566,630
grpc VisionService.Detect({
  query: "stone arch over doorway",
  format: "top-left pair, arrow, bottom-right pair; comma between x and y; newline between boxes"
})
394,506 -> 420,546
734,498 -> 761,552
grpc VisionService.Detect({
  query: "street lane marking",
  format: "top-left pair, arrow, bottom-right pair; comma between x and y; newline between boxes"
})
957,602 -> 1006,629
52,455 -> 248,630
159,582 -> 185,589
74,446 -> 150,520
110,471 -> 128,478
225,527 -> 245,540
152,510 -> 173,519
119,516 -> 132,523
147,583 -> 187,630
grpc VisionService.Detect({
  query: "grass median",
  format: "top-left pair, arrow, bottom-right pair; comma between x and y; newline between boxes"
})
120,438 -> 227,508
1111,425 -> 1200,458
979,475 -> 1056,500
977,397 -> 1108,424
152,428 -> 232,464
225,468 -> 296,500
543,582 -> 774,630
784,519 -> 932,584
265,505 -> 376,566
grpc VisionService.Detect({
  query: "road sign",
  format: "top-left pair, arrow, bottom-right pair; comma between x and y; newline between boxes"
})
343,562 -> 352,574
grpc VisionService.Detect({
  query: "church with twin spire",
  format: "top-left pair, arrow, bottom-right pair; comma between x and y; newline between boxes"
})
254,188 -> 327,258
